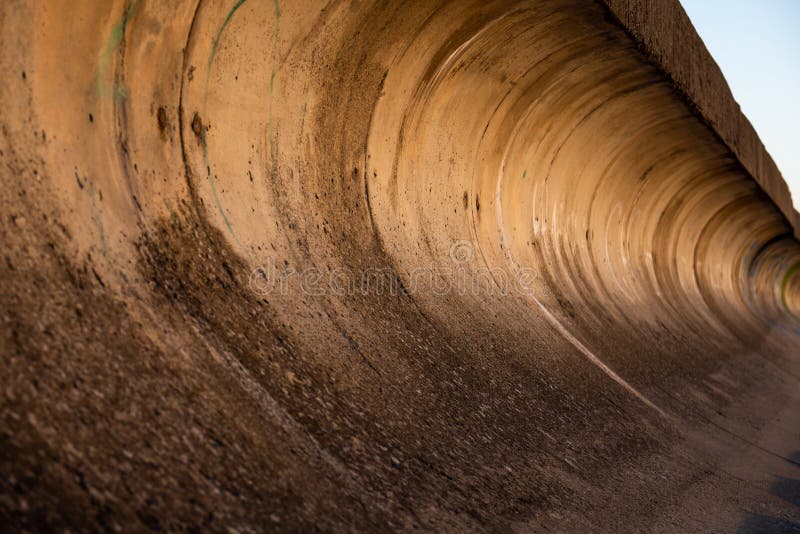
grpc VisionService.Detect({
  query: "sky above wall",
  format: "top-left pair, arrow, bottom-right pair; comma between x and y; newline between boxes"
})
680,0 -> 800,210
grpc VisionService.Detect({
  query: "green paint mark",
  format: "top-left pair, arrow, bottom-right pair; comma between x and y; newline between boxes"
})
87,183 -> 109,257
163,200 -> 179,226
97,1 -> 137,98
780,262 -> 800,313
202,0 -> 251,250
267,0 -> 281,164
204,149 -> 242,249
522,169 -> 527,180
200,0 -> 281,253
207,0 -> 248,74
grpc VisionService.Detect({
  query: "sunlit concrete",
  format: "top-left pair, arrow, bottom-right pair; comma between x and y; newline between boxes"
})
1,0 -> 799,530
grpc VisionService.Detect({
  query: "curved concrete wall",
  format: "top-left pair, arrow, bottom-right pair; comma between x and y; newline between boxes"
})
1,0 -> 799,530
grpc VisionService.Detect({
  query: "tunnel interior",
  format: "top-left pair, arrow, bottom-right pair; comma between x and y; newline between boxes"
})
1,0 -> 799,530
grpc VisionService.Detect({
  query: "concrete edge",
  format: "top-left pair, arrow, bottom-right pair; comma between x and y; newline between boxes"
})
599,0 -> 800,239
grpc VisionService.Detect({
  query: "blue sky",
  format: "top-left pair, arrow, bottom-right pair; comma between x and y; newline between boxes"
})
680,0 -> 800,210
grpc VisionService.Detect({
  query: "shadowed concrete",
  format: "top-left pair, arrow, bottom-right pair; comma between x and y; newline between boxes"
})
1,0 -> 799,531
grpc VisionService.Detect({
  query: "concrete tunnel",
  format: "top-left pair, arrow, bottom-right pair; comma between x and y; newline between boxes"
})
2,0 -> 800,530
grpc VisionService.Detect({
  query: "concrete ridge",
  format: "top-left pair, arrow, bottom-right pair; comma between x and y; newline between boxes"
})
601,0 -> 800,237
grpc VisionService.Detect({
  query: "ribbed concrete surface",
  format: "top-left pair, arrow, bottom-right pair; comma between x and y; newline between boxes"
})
1,0 -> 799,531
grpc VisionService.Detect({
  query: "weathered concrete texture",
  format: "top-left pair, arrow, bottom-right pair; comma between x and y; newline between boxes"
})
1,0 -> 799,531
